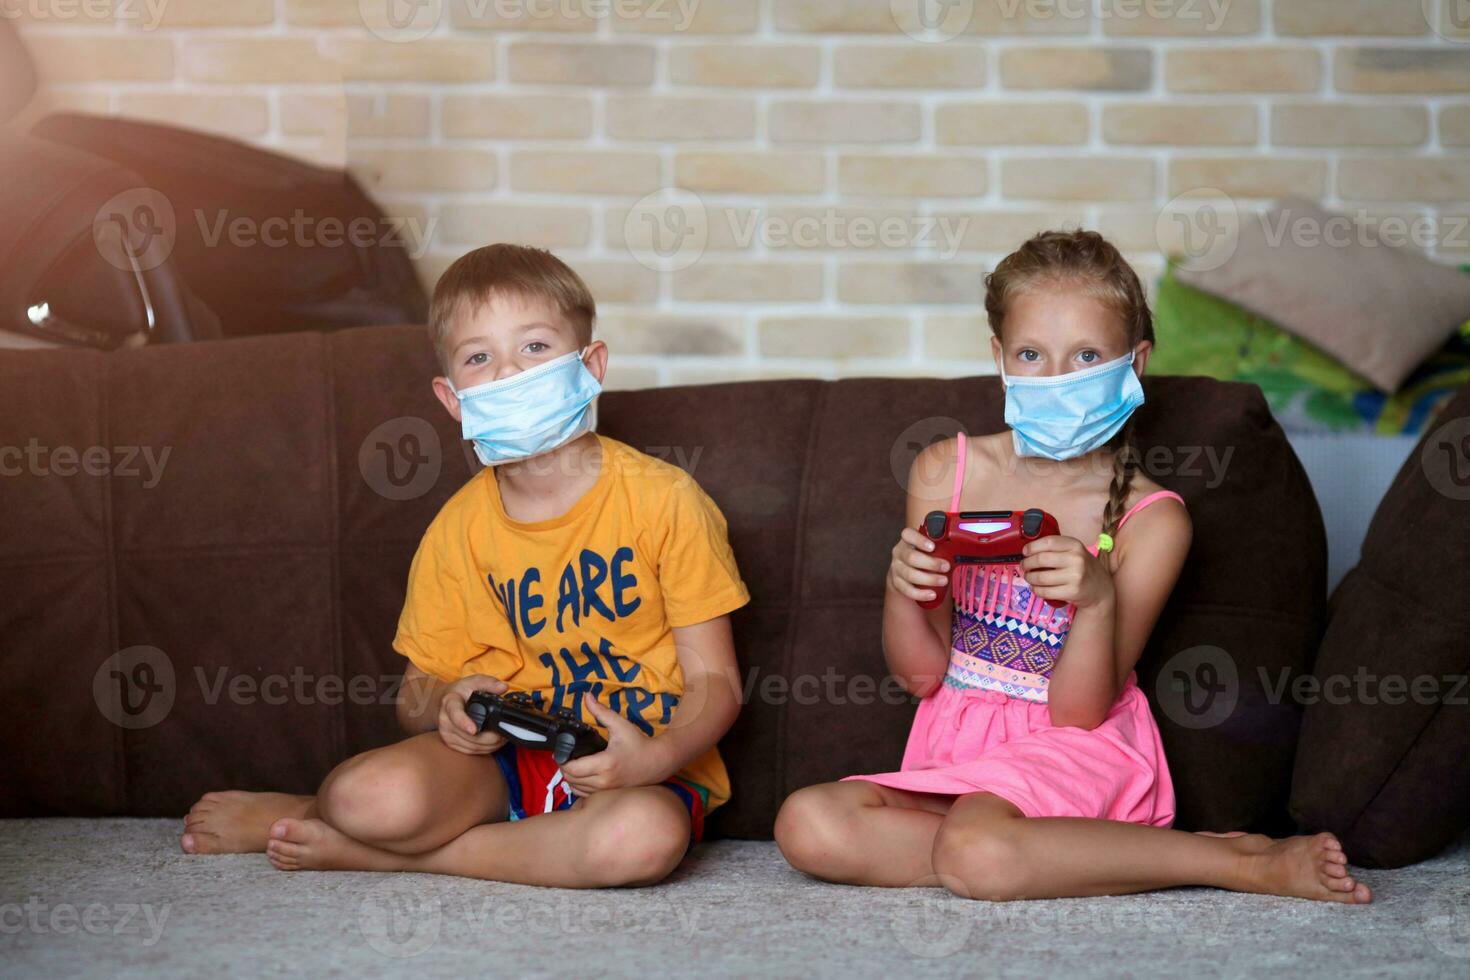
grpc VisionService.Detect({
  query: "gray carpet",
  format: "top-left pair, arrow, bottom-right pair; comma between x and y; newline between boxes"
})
3,819 -> 1470,978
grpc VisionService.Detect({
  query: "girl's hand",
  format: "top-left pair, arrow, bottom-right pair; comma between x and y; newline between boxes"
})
437,674 -> 509,755
1020,535 -> 1115,610
559,698 -> 673,796
887,526 -> 951,604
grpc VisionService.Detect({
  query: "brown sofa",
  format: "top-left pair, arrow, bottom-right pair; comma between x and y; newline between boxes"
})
1291,382 -> 1470,868
0,325 -> 1326,838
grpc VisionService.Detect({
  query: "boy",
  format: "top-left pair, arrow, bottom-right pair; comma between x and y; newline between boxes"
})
181,244 -> 748,887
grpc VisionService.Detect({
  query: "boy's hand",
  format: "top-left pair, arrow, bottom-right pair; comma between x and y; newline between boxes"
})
560,697 -> 673,796
438,674 -> 510,755
1020,535 -> 1115,610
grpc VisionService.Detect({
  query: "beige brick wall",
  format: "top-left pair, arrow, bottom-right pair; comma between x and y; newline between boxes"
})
12,0 -> 1470,387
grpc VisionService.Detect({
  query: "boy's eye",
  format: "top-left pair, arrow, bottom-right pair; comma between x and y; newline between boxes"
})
466,352 -> 488,366
1078,350 -> 1099,363
524,341 -> 548,354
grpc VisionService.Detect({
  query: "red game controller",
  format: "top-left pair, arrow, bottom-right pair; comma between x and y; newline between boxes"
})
916,508 -> 1060,610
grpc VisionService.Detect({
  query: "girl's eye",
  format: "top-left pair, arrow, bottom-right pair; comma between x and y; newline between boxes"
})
1078,350 -> 1099,363
1018,350 -> 1039,362
466,352 -> 488,366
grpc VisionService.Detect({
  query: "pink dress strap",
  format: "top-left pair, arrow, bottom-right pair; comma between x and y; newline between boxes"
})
950,432 -> 968,512
1113,490 -> 1186,534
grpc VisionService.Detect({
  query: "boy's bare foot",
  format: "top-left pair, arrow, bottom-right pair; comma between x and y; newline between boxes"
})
266,818 -> 406,873
1239,832 -> 1372,904
181,791 -> 314,855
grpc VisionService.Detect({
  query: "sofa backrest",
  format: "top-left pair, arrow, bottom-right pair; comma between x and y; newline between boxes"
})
0,325 -> 1325,836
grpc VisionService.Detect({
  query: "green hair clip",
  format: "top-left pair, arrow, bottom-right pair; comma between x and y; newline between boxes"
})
1096,532 -> 1115,554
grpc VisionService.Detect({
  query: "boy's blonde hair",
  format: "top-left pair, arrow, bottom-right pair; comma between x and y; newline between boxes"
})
984,230 -> 1156,542
429,244 -> 596,370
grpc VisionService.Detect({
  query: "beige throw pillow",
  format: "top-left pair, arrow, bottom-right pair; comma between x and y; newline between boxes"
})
1175,197 -> 1470,393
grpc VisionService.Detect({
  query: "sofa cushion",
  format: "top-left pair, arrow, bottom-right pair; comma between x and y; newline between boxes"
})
1175,197 -> 1470,394
1289,383 -> 1470,867
0,326 -> 1325,837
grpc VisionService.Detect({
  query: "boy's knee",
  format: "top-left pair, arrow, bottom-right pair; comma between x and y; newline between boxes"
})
580,791 -> 688,886
318,751 -> 433,843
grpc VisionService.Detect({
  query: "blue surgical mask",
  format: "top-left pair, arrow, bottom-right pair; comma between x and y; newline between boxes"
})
455,347 -> 602,467
1003,351 -> 1144,460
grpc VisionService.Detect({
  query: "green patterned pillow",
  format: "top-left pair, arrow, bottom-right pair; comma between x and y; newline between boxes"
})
1151,266 -> 1470,435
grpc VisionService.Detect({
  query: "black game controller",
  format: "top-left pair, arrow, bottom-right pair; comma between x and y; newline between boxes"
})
464,691 -> 608,765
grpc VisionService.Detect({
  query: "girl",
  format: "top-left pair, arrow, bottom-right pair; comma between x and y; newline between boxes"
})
774,230 -> 1371,905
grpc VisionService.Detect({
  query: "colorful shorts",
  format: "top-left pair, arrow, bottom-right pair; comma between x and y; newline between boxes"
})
492,743 -> 710,845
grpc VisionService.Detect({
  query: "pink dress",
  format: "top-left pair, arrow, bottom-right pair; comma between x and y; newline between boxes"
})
845,432 -> 1180,826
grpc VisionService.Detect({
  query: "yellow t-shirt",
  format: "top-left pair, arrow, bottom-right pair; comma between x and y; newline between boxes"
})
393,434 -> 749,812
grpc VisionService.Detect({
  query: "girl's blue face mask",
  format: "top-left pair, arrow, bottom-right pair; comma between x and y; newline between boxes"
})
455,347 -> 602,467
1002,350 -> 1144,461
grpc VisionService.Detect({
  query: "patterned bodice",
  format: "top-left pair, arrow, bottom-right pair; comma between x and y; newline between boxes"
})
938,431 -> 1189,705
945,562 -> 1078,704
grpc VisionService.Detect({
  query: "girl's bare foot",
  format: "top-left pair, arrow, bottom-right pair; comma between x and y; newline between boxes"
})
181,791 -> 314,854
266,818 -> 407,873
1239,832 -> 1372,904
